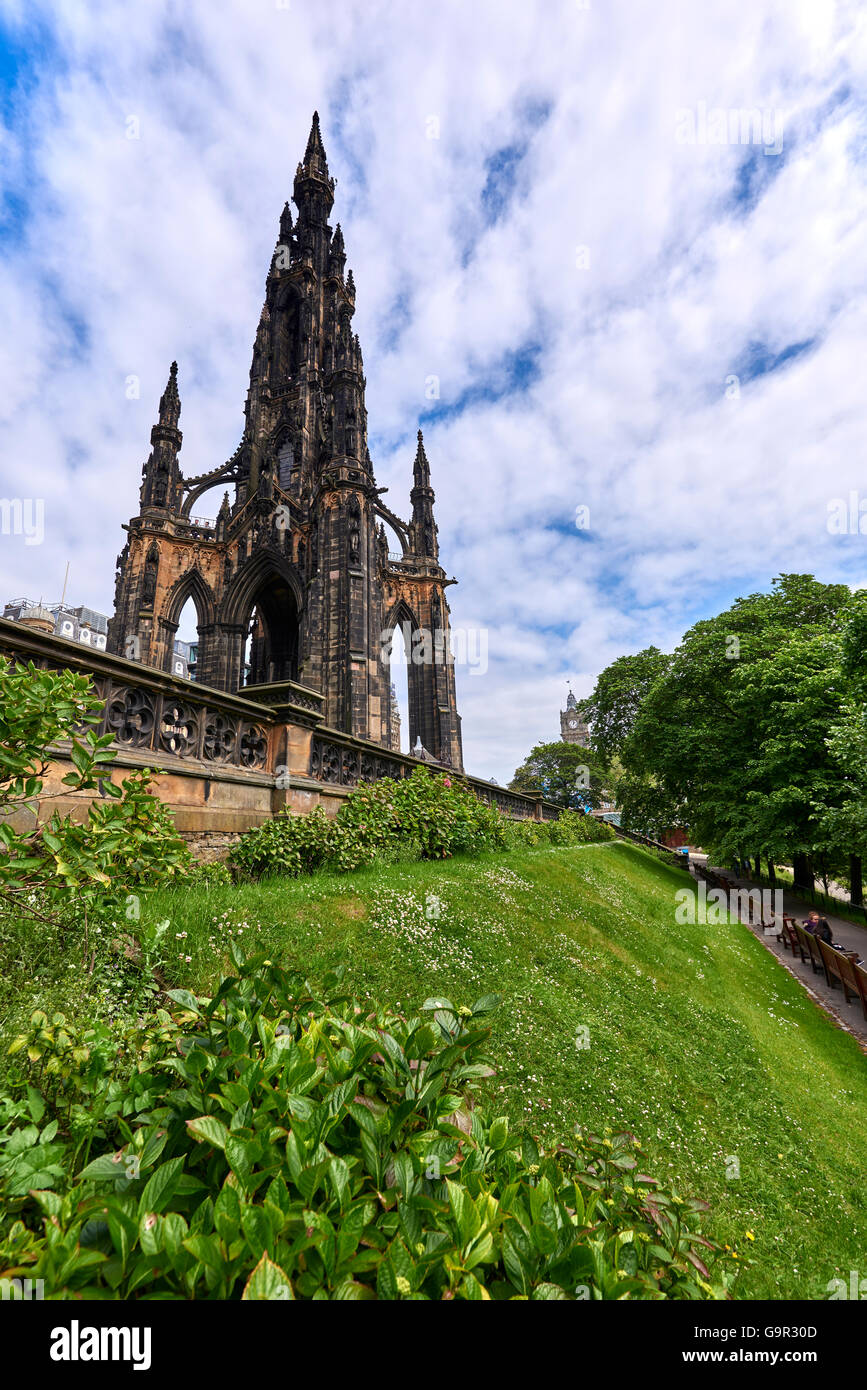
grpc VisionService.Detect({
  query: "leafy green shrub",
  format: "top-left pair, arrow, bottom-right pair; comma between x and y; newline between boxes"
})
0,660 -> 189,956
0,953 -> 731,1300
548,810 -> 616,846
229,769 -> 509,879
3,1013 -> 119,1174
504,819 -> 551,848
371,770 -> 508,860
227,806 -> 338,879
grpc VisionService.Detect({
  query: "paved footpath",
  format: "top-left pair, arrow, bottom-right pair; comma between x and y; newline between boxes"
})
703,863 -> 867,1046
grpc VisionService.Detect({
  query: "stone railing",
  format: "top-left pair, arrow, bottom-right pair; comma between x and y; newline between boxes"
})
310,731 -> 411,787
0,619 -> 561,826
468,780 -> 542,821
99,681 -> 271,770
307,729 -> 559,821
0,618 -> 280,774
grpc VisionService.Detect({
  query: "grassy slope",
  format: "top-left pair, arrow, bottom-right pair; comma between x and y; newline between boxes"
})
129,842 -> 863,1296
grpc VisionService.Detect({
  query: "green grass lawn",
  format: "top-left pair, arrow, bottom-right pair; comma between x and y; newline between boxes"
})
3,839 -> 865,1298
132,839 -> 866,1300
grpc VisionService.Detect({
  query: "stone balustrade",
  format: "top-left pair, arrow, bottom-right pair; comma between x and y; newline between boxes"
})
0,620 -> 561,850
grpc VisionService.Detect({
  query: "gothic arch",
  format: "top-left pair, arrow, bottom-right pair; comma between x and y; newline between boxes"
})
221,549 -> 304,688
383,597 -> 420,640
273,283 -> 303,381
221,548 -> 302,628
163,566 -> 217,630
375,504 -> 411,556
157,567 -> 217,681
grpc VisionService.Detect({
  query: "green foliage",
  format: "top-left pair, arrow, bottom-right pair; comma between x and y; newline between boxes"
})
0,954 -> 729,1300
228,805 -> 337,879
229,769 -> 509,880
509,740 -> 608,809
584,575 -> 860,868
546,810 -> 616,846
0,660 -> 189,952
503,810 -> 615,849
579,647 -> 671,766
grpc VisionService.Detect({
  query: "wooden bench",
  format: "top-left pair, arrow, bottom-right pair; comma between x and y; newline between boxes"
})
794,923 -> 825,976
817,939 -> 860,1006
854,961 -> 867,1023
779,916 -> 802,959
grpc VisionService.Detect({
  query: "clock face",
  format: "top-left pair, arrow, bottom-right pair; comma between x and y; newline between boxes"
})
568,718 -> 578,729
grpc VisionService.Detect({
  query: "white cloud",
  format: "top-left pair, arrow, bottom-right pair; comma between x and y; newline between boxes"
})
0,0 -> 865,780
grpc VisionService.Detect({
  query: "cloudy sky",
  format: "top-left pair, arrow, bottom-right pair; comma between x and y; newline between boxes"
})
1,0 -> 865,781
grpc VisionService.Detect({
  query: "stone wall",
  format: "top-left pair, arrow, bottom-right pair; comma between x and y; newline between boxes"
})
0,620 -> 559,855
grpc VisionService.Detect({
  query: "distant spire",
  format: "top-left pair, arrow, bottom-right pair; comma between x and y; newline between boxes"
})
141,362 -> 182,512
293,110 -> 335,234
329,222 -> 346,275
410,429 -> 437,559
158,361 -> 181,431
279,200 -> 293,243
413,429 -> 431,488
302,110 -> 329,177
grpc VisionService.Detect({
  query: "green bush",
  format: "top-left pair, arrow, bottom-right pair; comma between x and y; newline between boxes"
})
0,953 -> 731,1300
228,806 -> 338,879
229,768 -> 509,879
504,819 -> 551,848
548,810 -> 616,846
0,660 -> 189,959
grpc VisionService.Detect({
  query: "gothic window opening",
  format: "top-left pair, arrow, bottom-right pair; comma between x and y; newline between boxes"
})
173,597 -> 200,681
274,290 -> 301,383
277,440 -> 296,490
384,620 -> 410,754
241,573 -> 300,688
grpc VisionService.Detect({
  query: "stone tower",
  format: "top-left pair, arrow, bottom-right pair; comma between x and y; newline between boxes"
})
107,114 -> 463,768
560,687 -> 590,747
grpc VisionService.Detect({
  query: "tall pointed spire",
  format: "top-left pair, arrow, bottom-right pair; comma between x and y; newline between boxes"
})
410,429 -> 438,559
294,110 -> 335,240
413,429 -> 431,488
140,362 -> 183,512
158,361 -> 181,432
302,110 -> 329,176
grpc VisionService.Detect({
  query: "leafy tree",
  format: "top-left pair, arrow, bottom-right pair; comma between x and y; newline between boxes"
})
0,660 -> 189,961
578,647 -> 670,766
813,592 -> 867,900
583,576 -> 857,872
509,741 -> 607,809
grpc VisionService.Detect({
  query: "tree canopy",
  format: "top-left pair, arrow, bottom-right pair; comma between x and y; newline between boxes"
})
580,574 -> 863,889
509,741 -> 607,810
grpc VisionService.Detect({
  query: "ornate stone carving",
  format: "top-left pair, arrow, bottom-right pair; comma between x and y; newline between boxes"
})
202,712 -> 238,763
160,701 -> 198,757
340,748 -> 359,785
239,724 -> 268,769
106,686 -> 155,747
311,737 -> 341,783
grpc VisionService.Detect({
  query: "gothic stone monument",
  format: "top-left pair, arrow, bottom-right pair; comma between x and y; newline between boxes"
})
107,114 -> 463,770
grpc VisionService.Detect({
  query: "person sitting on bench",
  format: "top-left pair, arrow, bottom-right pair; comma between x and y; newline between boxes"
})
804,910 -> 833,944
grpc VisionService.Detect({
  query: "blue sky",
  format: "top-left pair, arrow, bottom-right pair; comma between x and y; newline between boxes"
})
0,0 -> 865,781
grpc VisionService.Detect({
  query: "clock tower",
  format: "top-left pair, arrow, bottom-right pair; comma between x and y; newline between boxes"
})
560,687 -> 590,747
